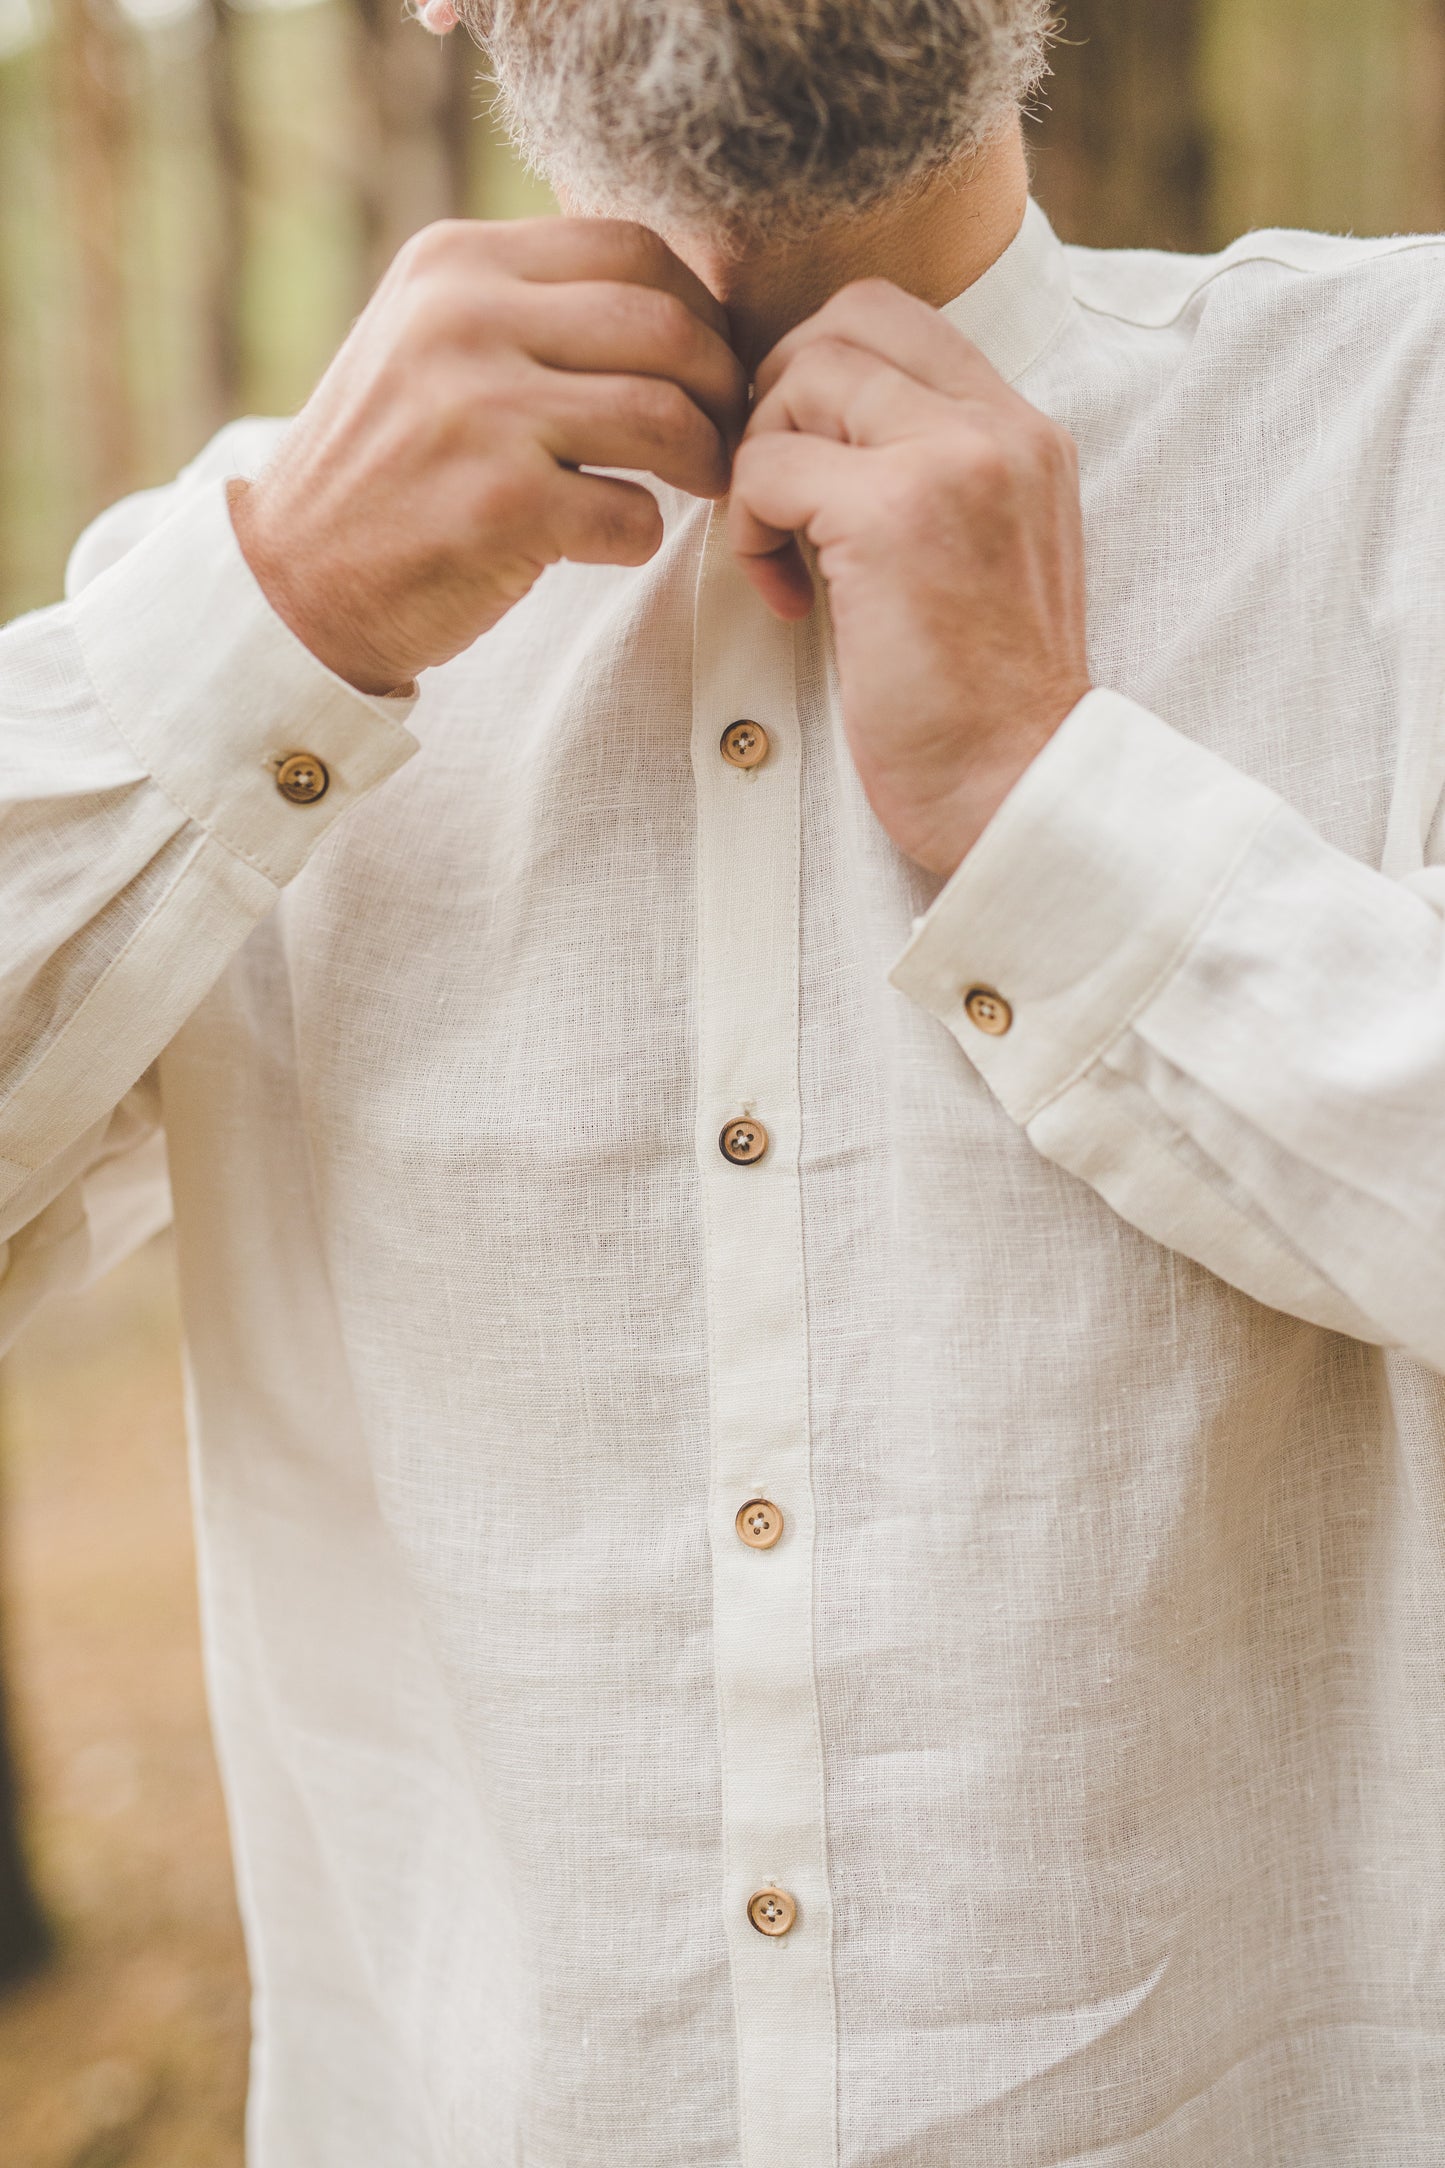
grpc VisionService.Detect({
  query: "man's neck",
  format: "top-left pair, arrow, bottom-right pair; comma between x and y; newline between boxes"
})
669,120 -> 1029,372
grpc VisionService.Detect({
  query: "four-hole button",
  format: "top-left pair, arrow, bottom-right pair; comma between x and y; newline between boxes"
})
719,1117 -> 768,1166
276,752 -> 330,805
736,1498 -> 784,1550
963,987 -> 1012,1036
747,1887 -> 797,1937
720,719 -> 769,769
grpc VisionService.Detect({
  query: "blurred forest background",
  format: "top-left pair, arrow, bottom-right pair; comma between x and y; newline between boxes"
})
6,0 -> 1445,621
5,1 -> 1445,2161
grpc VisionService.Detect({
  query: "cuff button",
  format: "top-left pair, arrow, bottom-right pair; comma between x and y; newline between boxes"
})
963,987 -> 1012,1036
276,752 -> 330,805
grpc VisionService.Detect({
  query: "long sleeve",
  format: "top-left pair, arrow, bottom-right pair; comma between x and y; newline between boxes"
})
889,687 -> 1445,1367
0,432 -> 417,1350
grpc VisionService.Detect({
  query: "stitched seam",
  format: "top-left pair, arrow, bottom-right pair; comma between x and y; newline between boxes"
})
1073,231 -> 1445,332
1130,998 -> 1445,1256
70,599 -> 317,889
690,505 -> 750,2167
1018,800 -> 1286,1125
1007,300 -> 1075,386
1061,1061 -> 1396,1333
0,829 -> 257,1190
785,621 -> 840,2168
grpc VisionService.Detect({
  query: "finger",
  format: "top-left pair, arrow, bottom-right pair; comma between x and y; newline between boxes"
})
536,368 -> 731,499
728,432 -> 863,618
480,216 -> 733,345
753,277 -> 1008,406
545,469 -> 666,568
745,337 -> 955,452
736,535 -> 815,621
730,429 -> 858,557
511,280 -> 747,447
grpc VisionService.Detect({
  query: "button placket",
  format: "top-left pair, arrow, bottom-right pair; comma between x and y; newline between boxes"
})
720,719 -> 770,770
719,1116 -> 769,1165
747,1886 -> 797,1937
690,509 -> 836,2168
736,1498 -> 784,1550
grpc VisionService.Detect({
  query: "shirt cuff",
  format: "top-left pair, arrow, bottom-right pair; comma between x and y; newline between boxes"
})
68,475 -> 419,887
888,688 -> 1283,1122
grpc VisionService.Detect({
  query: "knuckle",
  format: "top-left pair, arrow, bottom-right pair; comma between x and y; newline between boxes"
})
641,287 -> 701,365
395,288 -> 501,371
624,373 -> 694,441
1014,407 -> 1056,454
602,490 -> 663,560
1005,403 -> 1073,475
393,286 -> 454,351
770,336 -> 855,407
949,431 -> 1012,496
819,277 -> 904,331
396,218 -> 467,276
472,455 -> 537,538
1044,418 -> 1080,475
602,280 -> 689,359
837,275 -> 903,310
801,334 -> 856,374
392,280 -> 518,369
593,217 -> 668,272
875,459 -> 937,530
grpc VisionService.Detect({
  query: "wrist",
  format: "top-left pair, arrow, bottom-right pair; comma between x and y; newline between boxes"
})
865,686 -> 1092,879
226,478 -> 414,699
895,765 -> 1032,879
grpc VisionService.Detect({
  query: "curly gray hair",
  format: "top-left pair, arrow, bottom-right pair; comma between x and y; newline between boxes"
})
463,0 -> 1055,243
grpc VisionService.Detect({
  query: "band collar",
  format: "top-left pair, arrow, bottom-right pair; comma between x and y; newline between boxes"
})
936,196 -> 1074,384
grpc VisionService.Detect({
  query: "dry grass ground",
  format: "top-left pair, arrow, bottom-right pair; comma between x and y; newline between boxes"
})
0,1236 -> 248,2167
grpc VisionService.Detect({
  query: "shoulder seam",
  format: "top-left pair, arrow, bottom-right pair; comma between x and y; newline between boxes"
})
1072,230 -> 1445,332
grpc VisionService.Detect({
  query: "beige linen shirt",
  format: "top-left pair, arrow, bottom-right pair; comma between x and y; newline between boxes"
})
5,200 -> 1445,2166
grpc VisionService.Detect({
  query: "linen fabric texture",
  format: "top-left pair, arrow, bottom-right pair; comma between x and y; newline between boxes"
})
5,201 -> 1445,2165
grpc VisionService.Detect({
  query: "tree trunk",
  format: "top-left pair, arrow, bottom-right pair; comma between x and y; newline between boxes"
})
441,25 -> 483,219
349,0 -> 473,297
1203,0 -> 1434,244
55,0 -> 135,517
0,38 -> 52,1994
0,1390 -> 48,1989
1029,0 -> 1211,252
204,0 -> 247,430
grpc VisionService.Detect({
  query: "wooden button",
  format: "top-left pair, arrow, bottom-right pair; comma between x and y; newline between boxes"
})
747,1887 -> 797,1938
963,987 -> 1012,1036
719,1117 -> 768,1166
736,1498 -> 784,1550
276,752 -> 330,805
720,719 -> 769,769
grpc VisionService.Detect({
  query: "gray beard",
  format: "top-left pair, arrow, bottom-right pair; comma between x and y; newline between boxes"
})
463,0 -> 1052,245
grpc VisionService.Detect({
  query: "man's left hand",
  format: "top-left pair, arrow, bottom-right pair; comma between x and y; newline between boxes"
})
729,281 -> 1091,878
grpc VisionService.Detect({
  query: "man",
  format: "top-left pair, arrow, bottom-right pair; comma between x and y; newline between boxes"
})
4,0 -> 1445,2159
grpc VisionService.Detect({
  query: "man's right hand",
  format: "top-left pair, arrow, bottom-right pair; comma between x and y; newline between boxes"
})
229,219 -> 746,695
